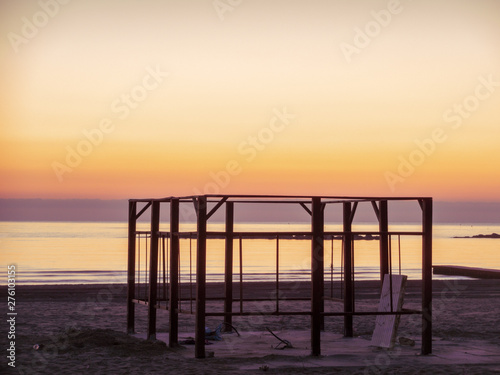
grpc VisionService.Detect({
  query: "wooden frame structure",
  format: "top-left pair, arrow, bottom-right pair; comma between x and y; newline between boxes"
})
126,195 -> 433,358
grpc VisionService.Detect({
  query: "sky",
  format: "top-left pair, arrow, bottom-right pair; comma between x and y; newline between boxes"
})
1,0 -> 500,202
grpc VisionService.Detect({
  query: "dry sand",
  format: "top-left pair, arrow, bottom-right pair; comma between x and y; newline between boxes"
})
2,279 -> 500,374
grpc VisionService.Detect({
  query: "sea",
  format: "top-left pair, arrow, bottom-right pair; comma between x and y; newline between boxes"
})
1,221 -> 499,285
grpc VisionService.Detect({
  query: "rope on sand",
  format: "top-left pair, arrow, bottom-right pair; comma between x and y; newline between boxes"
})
265,327 -> 293,350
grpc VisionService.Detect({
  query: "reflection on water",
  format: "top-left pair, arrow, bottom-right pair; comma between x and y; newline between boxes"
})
1,221 -> 499,284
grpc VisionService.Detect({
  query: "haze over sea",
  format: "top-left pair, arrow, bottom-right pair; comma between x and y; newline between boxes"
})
1,221 -> 499,285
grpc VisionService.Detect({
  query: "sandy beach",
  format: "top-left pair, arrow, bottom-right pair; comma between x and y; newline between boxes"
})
2,279 -> 500,374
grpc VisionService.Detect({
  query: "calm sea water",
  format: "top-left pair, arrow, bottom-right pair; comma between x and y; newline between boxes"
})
1,221 -> 499,285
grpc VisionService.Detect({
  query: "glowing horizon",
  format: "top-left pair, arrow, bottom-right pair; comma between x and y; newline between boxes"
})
1,0 -> 499,201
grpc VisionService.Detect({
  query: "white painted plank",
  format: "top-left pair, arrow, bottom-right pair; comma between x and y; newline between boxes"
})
371,274 -> 407,348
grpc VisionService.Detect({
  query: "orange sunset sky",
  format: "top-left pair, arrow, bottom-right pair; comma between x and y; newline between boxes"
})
1,0 -> 499,201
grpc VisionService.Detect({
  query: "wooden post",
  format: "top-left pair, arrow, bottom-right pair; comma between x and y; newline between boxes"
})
169,199 -> 180,347
311,197 -> 324,356
224,201 -> 234,331
422,198 -> 433,354
147,201 -> 160,340
195,197 -> 207,359
127,201 -> 137,334
379,200 -> 389,284
343,202 -> 354,337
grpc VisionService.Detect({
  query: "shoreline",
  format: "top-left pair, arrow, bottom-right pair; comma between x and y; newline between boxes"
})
7,265 -> 500,287
4,278 -> 500,302
5,265 -> 500,287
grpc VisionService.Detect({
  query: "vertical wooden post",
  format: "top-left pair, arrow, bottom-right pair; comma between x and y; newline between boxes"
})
276,235 -> 280,314
127,201 -> 137,334
239,236 -> 243,313
224,201 -> 234,331
379,200 -> 389,284
311,197 -> 324,356
195,197 -> 207,359
147,201 -> 160,340
169,199 -> 180,347
343,202 -> 354,337
422,198 -> 433,354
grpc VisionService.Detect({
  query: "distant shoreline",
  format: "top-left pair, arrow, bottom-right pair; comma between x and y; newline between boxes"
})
453,233 -> 500,239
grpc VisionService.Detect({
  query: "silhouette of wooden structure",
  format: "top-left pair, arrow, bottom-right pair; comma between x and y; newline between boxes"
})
126,195 -> 433,358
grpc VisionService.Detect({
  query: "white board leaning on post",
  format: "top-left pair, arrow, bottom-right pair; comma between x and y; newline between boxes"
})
371,274 -> 407,348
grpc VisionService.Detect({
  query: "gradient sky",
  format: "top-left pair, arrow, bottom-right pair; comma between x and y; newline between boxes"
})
1,0 -> 499,200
